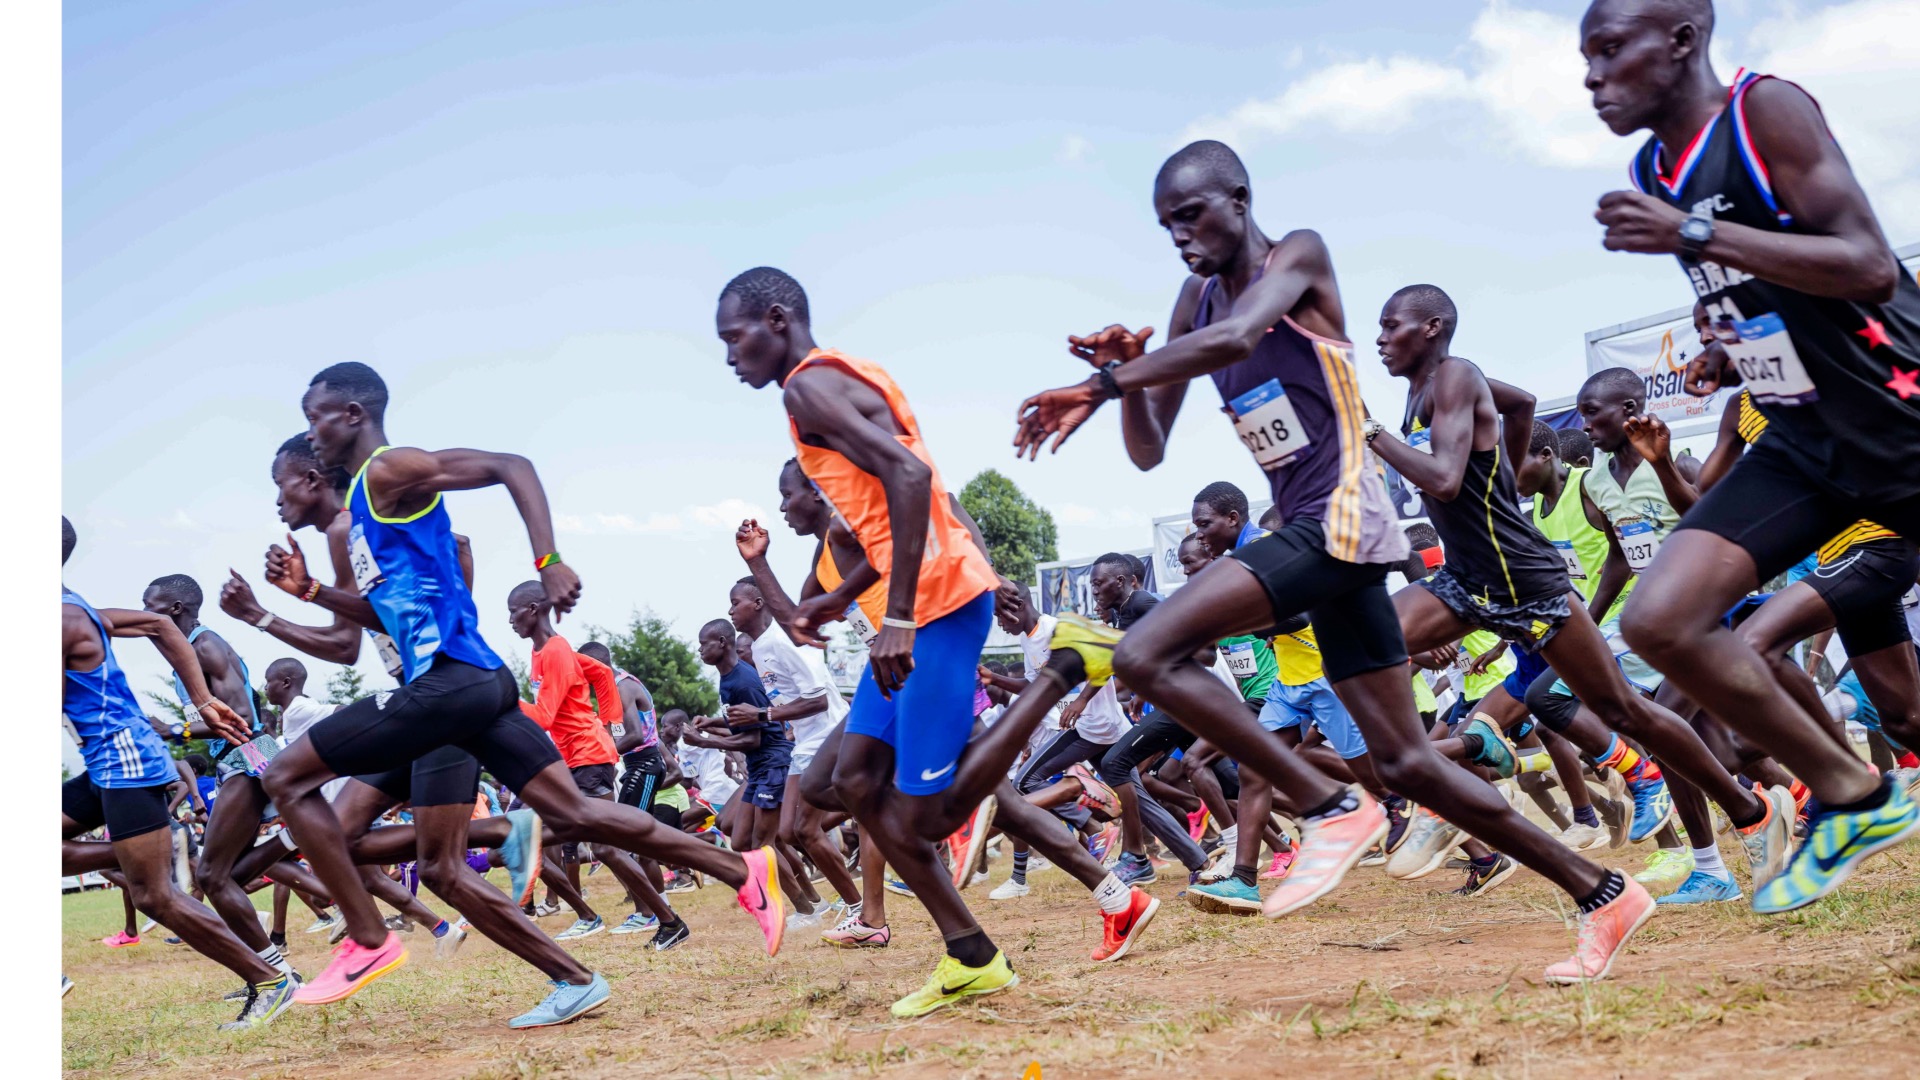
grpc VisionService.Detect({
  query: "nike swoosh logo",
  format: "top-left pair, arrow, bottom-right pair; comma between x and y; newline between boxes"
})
921,762 -> 957,782
344,959 -> 380,981
751,883 -> 769,912
940,975 -> 984,995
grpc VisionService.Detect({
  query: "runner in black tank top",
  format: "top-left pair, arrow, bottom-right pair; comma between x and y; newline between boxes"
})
1583,0 -> 1919,915
1013,141 -> 1652,984
1368,282 -> 1779,915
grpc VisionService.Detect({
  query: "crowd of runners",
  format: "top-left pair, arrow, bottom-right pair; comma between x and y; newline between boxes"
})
60,0 -> 1920,1033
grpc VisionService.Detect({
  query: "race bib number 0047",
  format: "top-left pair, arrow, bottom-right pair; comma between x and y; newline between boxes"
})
1227,379 -> 1310,470
1725,313 -> 1817,406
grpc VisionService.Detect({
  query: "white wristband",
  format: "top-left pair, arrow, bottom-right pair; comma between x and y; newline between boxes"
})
881,617 -> 917,630
255,612 -> 276,630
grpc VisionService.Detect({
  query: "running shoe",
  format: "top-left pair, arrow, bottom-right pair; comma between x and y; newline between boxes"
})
1543,876 -> 1655,984
294,931 -> 407,1005
1558,823 -> 1609,852
499,808 -> 542,908
1091,887 -> 1159,962
1382,796 -> 1412,854
327,915 -> 351,946
530,900 -> 562,918
61,975 -> 73,999
1196,844 -> 1234,883
650,919 -> 691,952
1655,870 -> 1741,906
1386,809 -> 1465,880
609,912 -> 659,935
1462,717 -> 1517,779
165,936 -> 186,946
989,878 -> 1030,900
1186,808 -> 1210,842
1263,788 -> 1388,919
508,973 -> 610,1030
1026,852 -> 1052,875
100,931 -> 140,948
1086,823 -> 1120,865
302,917 -> 334,934
1357,846 -> 1387,868
883,874 -> 915,897
1260,850 -> 1296,880
1596,785 -> 1631,850
140,917 -> 159,934
1888,766 -> 1920,800
889,951 -> 1018,1019
787,908 -> 825,931
1626,775 -> 1674,843
1112,851 -> 1157,886
1737,784 -> 1797,888
1049,614 -> 1124,688
555,916 -> 605,941
1186,875 -> 1262,915
1452,854 -> 1517,897
220,973 -> 302,1032
822,916 -> 891,948
1067,765 -> 1123,819
947,795 -> 997,890
663,872 -> 696,894
1752,782 -> 1918,915
1632,848 -> 1694,895
736,846 -> 786,956
434,921 -> 469,960
384,915 -> 416,934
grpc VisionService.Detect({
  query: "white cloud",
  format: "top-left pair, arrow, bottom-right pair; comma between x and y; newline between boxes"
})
1057,134 -> 1093,164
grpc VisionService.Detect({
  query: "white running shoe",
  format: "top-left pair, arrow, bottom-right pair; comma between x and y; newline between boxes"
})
1559,823 -> 1609,852
988,878 -> 1030,901
1385,810 -> 1465,880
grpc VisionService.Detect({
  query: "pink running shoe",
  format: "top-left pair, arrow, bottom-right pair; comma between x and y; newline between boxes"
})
821,915 -> 891,949
1067,765 -> 1123,819
1262,788 -> 1387,920
1544,876 -> 1656,984
1260,849 -> 1296,880
736,846 -> 786,957
294,931 -> 407,1005
1186,808 -> 1210,842
100,930 -> 140,948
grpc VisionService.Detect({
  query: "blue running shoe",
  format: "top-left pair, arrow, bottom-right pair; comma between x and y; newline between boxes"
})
508,973 -> 610,1029
1753,783 -> 1918,915
500,808 -> 541,907
1113,852 -> 1158,886
1185,876 -> 1261,915
883,875 -> 915,897
1461,718 -> 1517,779
1627,776 -> 1673,843
1656,870 -> 1741,906
609,912 -> 658,935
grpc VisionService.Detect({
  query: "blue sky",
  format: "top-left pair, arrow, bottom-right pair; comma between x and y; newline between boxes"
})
61,0 -> 1920,769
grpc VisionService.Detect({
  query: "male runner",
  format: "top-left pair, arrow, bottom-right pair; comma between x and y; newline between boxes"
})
576,639 -> 685,939
60,517 -> 300,1029
1014,140 -> 1650,982
1584,0 -> 1920,910
260,362 -> 785,1022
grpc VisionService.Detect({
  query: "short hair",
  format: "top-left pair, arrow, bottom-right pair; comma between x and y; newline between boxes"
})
508,580 -> 547,608
1528,420 -> 1559,458
733,576 -> 760,592
62,516 -> 76,563
1579,366 -> 1646,406
1403,522 -> 1441,551
274,434 -> 351,493
1257,505 -> 1282,531
1193,481 -> 1249,521
780,457 -> 806,484
185,752 -> 211,776
1126,554 -> 1147,582
1092,552 -> 1135,576
1556,427 -> 1594,465
308,362 -> 389,422
266,657 -> 306,682
1156,140 -> 1250,197
1387,284 -> 1458,339
1177,531 -> 1209,552
719,267 -> 810,325
578,641 -> 612,664
147,574 -> 203,612
699,618 -> 735,641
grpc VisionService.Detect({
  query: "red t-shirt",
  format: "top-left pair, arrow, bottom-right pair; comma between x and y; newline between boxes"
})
520,635 -> 620,768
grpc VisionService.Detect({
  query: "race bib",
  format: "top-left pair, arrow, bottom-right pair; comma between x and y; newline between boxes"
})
1227,379 -> 1310,470
1407,425 -> 1434,455
844,603 -> 879,645
609,723 -> 626,738
369,631 -> 404,677
1725,313 -> 1817,406
1618,518 -> 1661,574
348,524 -> 384,592
1225,641 -> 1259,678
1552,538 -> 1587,581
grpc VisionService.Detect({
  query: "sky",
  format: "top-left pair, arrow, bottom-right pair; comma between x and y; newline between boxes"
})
61,0 -> 1920,771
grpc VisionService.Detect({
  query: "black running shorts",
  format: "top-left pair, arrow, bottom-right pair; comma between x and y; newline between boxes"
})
619,748 -> 666,811
353,745 -> 483,808
309,659 -> 561,795
1229,518 -> 1408,683
1806,537 -> 1920,656
62,776 -> 173,841
570,762 -> 617,799
1417,566 -> 1571,653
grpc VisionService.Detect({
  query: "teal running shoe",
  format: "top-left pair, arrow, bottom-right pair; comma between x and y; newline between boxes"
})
1185,875 -> 1262,915
508,973 -> 610,1029
555,916 -> 605,941
1753,783 -> 1918,915
500,808 -> 541,907
1627,776 -> 1674,842
1461,717 -> 1516,779
609,912 -> 658,936
1655,870 -> 1741,906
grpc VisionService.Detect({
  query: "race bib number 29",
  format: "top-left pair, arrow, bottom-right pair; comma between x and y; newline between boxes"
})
1227,379 -> 1311,470
348,524 -> 384,593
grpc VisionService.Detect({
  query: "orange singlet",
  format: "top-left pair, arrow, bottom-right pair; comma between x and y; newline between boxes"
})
816,532 -> 888,642
787,348 -> 997,625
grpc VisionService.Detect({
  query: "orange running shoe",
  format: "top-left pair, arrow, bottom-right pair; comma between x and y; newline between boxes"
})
1261,788 -> 1386,919
736,846 -> 787,957
946,795 -> 997,889
1091,887 -> 1160,963
1543,875 -> 1655,984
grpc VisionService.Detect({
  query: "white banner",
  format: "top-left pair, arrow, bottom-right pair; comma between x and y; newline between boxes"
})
1150,503 -> 1270,593
1585,313 -> 1731,428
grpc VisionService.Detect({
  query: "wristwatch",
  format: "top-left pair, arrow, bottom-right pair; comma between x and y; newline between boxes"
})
167,720 -> 187,744
1677,210 -> 1714,264
757,708 -> 769,725
1361,417 -> 1387,444
1093,360 -> 1124,401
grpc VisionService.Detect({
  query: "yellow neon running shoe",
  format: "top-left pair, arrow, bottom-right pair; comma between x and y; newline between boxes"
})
1050,614 -> 1124,688
889,951 -> 1018,1019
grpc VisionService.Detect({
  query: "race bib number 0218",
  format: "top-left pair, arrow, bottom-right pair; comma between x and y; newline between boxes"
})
1226,379 -> 1310,470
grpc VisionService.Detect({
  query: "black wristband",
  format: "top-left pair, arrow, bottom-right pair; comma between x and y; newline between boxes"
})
1094,362 -> 1124,401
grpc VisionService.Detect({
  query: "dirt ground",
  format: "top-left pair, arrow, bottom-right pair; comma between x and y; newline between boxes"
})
62,837 -> 1920,1079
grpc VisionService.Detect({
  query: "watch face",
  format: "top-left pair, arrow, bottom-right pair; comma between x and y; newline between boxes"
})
1681,218 -> 1713,241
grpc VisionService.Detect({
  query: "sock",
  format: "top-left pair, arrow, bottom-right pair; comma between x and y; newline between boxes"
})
1573,804 -> 1600,828
1824,775 -> 1892,816
257,944 -> 291,975
1232,863 -> 1258,888
1010,850 -> 1029,886
1729,795 -> 1768,831
1091,872 -> 1131,915
1599,734 -> 1662,784
1470,853 -> 1498,868
430,919 -> 450,938
1218,823 -> 1239,850
1516,749 -> 1554,774
1691,844 -> 1729,880
1305,789 -> 1360,821
268,931 -> 287,949
1460,733 -> 1486,761
944,927 -> 997,968
1576,870 -> 1626,914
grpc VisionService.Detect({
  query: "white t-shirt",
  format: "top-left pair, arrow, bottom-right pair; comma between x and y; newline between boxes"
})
752,623 -> 843,752
279,695 -> 334,742
1014,616 -> 1064,747
1073,682 -> 1128,744
677,741 -> 737,805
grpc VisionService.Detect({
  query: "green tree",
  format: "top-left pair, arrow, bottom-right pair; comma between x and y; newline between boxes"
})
325,666 -> 370,706
958,468 -> 1057,583
587,610 -> 718,718
506,654 -> 534,701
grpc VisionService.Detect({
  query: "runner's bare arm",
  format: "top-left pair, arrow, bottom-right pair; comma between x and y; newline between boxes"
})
265,516 -> 384,633
1596,80 -> 1899,303
1105,278 -> 1203,469
1624,415 -> 1701,514
1582,487 -> 1632,624
219,570 -> 361,664
1371,361 -> 1481,502
1488,377 -> 1537,478
1697,392 -> 1748,492
94,607 -> 249,745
